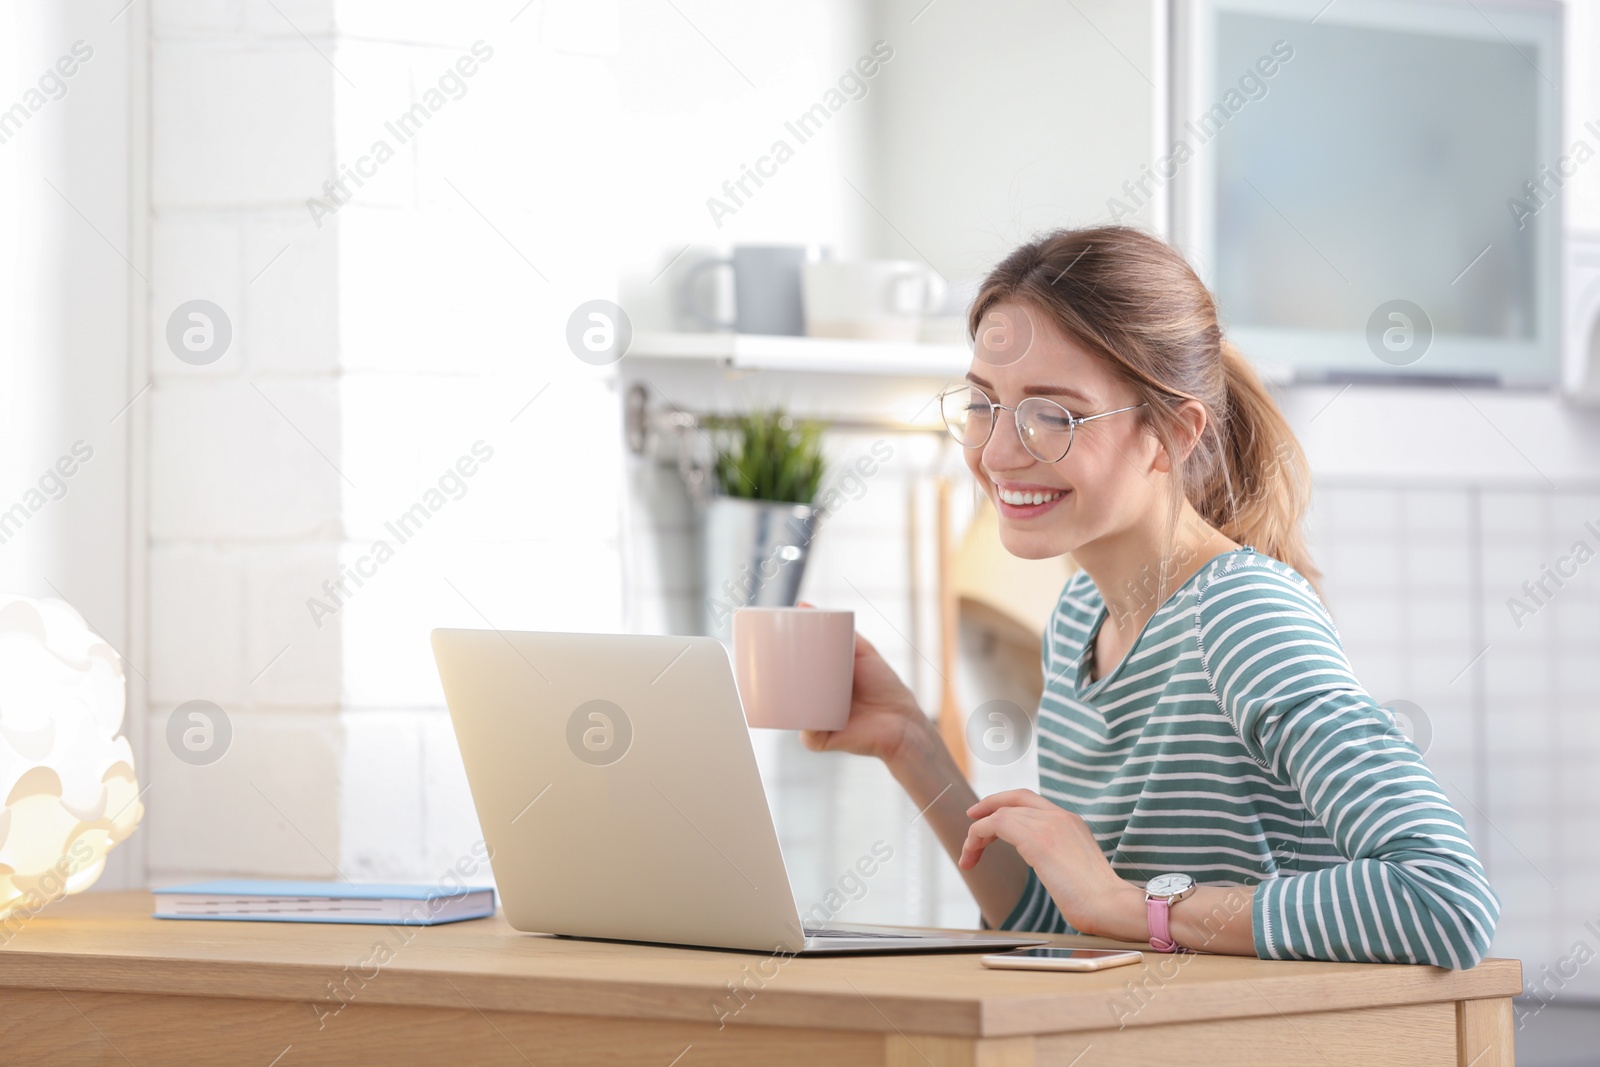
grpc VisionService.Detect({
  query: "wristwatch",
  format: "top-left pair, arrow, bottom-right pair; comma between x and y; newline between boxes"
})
1143,872 -> 1196,953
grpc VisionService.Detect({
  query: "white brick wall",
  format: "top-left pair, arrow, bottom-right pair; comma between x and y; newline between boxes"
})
339,709 -> 425,879
143,708 -> 343,878
244,544 -> 344,707
143,1 -> 631,888
242,215 -> 341,372
150,40 -> 333,210
146,1 -> 348,886
149,379 -> 343,539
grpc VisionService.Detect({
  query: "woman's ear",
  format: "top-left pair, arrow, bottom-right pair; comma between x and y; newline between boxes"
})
1151,400 -> 1208,473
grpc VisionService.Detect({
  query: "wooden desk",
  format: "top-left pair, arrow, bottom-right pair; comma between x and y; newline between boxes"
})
0,892 -> 1520,1066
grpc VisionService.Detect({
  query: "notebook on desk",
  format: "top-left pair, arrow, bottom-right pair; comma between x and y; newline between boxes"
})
153,879 -> 496,925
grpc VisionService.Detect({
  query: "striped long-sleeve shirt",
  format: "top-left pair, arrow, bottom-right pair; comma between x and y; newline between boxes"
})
999,546 -> 1500,968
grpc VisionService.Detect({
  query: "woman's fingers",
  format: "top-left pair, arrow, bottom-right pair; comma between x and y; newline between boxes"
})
966,788 -> 1049,819
960,808 -> 1033,870
958,811 -> 1006,870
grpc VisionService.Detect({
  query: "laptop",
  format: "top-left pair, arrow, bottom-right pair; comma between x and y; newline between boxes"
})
431,628 -> 1051,956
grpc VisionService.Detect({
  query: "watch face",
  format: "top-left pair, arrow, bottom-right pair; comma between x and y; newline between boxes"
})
1146,872 -> 1195,898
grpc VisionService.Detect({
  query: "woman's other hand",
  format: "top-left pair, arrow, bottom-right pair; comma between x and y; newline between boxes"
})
961,789 -> 1137,933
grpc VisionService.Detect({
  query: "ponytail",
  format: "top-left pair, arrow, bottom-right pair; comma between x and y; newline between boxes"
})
1196,341 -> 1321,593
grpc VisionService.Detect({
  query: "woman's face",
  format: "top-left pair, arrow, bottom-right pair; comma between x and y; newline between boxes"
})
961,300 -> 1164,560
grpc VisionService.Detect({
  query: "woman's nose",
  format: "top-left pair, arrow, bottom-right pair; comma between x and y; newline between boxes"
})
981,409 -> 1034,470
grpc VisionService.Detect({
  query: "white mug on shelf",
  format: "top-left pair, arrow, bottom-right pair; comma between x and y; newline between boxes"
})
802,260 -> 948,342
682,245 -> 824,336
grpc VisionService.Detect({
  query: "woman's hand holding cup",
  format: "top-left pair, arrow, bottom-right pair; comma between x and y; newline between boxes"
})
790,601 -> 930,766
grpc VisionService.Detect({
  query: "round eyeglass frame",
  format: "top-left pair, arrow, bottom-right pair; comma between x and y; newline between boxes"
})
938,383 -> 1149,464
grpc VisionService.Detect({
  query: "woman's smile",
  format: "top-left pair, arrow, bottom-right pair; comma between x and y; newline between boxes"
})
991,478 -> 1071,518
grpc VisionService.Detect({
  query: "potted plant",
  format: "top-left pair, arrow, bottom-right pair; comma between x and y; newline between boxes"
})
697,408 -> 828,643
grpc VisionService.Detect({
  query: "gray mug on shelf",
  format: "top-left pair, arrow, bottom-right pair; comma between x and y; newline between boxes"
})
680,245 -> 819,336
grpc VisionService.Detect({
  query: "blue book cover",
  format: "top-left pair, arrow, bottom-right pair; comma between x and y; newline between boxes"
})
153,879 -> 496,925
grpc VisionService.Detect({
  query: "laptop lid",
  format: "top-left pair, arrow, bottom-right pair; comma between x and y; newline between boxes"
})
432,628 -> 811,954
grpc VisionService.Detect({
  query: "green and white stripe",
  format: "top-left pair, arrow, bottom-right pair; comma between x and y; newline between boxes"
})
999,546 -> 1499,969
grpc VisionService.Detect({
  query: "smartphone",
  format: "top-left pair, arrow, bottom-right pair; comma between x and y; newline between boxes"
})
980,946 -> 1144,972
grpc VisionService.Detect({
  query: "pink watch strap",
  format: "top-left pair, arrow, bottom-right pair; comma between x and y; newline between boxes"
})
1146,895 -> 1179,952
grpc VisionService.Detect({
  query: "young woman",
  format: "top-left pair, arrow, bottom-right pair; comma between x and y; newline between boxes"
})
802,226 -> 1499,967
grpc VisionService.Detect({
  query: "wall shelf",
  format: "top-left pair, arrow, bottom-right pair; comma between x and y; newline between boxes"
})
624,330 -> 1299,385
624,331 -> 970,378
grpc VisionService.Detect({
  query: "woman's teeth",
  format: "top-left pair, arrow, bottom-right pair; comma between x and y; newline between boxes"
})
998,487 -> 1066,506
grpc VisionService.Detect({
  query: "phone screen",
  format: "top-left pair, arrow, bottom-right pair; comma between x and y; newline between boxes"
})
998,948 -> 1136,960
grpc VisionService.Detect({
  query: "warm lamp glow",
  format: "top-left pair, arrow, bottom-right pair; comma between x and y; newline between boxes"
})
0,594 -> 143,923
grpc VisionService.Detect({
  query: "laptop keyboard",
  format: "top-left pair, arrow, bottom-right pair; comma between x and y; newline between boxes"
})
804,927 -> 920,939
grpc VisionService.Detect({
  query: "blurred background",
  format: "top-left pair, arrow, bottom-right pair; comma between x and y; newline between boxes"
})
2,0 -> 1598,1061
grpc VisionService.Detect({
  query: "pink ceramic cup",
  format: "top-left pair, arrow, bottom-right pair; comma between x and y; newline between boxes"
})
732,608 -> 855,731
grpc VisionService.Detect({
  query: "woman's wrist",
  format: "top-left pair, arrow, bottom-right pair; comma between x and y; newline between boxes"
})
1081,882 -> 1259,955
1084,880 -> 1150,944
882,708 -> 948,784
883,712 -> 976,831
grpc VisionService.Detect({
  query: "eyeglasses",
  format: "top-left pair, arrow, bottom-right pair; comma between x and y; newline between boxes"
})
938,383 -> 1148,464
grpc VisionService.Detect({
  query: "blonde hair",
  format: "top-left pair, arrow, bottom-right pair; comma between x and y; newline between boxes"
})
968,226 -> 1322,595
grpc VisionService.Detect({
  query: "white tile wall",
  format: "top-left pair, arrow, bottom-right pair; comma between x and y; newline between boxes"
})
1312,481 -> 1600,998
